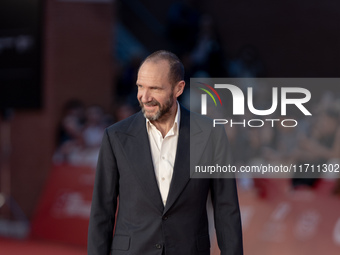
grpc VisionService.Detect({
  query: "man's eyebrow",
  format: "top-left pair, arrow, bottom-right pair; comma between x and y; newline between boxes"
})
150,85 -> 163,89
136,83 -> 163,89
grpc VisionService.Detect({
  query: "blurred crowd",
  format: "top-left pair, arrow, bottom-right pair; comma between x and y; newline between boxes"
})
53,100 -> 109,168
53,1 -> 340,196
53,99 -> 137,168
226,90 -> 340,195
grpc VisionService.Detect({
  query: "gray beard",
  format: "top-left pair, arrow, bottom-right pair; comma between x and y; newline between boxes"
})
141,96 -> 174,121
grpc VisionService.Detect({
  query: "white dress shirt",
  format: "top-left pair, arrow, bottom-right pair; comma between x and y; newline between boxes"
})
146,102 -> 180,206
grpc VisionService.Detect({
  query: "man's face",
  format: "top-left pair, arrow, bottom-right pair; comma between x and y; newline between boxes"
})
136,60 -> 177,122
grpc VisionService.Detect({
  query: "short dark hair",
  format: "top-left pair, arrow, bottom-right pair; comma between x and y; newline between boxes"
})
140,50 -> 184,85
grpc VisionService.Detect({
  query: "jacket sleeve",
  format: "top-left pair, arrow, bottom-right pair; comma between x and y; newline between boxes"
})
210,125 -> 243,255
88,128 -> 119,255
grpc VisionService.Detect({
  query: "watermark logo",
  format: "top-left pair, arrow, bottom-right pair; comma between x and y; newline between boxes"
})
194,79 -> 312,128
198,82 -> 222,115
198,83 -> 311,116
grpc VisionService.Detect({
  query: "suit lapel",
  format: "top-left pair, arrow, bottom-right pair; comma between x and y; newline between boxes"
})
116,112 -> 164,212
116,107 -> 209,215
164,106 -> 191,214
164,107 -> 211,214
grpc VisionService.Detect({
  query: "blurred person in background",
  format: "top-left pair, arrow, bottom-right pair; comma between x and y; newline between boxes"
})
54,103 -> 111,168
83,105 -> 106,149
68,105 -> 107,168
57,99 -> 85,147
53,99 -> 85,164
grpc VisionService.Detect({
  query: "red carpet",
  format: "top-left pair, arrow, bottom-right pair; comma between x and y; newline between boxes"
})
0,237 -> 87,255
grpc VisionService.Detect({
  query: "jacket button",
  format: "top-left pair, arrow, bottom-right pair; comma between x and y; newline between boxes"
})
155,243 -> 162,249
162,216 -> 168,220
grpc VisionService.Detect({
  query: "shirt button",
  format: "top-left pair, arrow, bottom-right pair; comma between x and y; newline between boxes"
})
161,177 -> 165,181
162,156 -> 165,160
155,243 -> 162,249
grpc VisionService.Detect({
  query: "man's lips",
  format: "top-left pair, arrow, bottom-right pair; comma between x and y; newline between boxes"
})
143,102 -> 159,109
144,105 -> 157,112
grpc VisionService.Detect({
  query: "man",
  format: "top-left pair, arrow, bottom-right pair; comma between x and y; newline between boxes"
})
88,50 -> 243,255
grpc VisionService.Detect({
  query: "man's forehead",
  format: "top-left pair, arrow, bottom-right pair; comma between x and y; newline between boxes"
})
137,59 -> 170,81
139,59 -> 170,72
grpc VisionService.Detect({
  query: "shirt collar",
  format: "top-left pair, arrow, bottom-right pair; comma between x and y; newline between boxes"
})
146,101 -> 181,135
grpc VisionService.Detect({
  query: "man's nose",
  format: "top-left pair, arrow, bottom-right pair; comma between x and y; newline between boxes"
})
140,89 -> 152,102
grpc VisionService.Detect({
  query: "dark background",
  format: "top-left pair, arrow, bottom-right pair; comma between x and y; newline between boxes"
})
0,0 -> 43,109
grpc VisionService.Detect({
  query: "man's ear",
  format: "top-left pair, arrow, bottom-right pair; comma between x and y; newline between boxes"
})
175,80 -> 185,98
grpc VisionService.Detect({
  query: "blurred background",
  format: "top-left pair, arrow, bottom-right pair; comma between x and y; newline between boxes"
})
0,0 -> 340,254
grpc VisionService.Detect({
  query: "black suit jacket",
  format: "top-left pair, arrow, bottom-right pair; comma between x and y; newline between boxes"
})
88,105 -> 243,255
